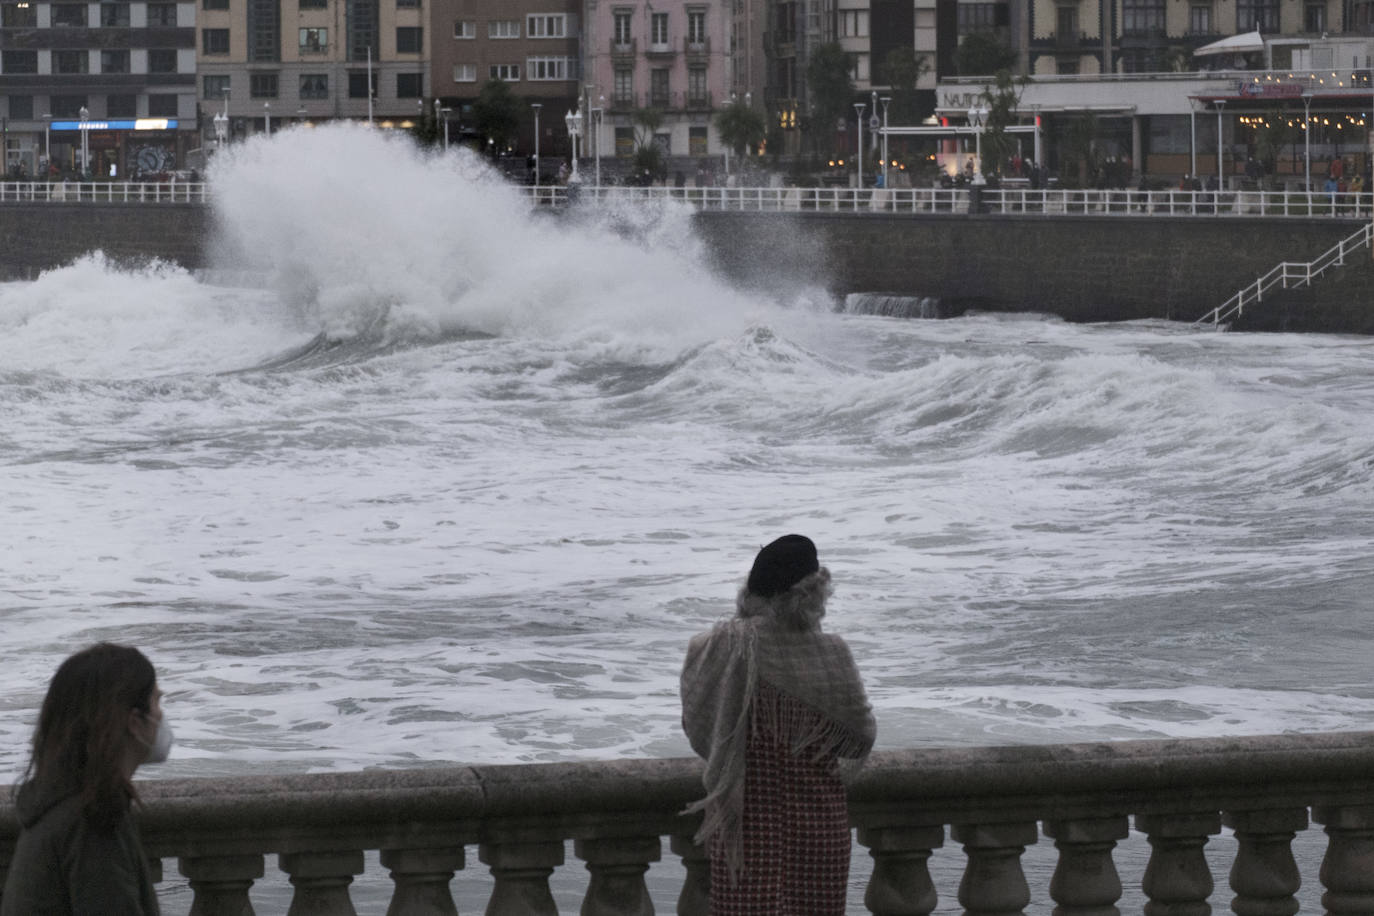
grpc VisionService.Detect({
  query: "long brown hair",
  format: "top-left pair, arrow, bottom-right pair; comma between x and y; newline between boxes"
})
20,643 -> 157,828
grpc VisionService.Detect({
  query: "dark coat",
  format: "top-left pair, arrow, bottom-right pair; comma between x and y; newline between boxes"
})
0,781 -> 158,916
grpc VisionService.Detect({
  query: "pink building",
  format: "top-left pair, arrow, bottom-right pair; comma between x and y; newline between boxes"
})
583,0 -> 730,173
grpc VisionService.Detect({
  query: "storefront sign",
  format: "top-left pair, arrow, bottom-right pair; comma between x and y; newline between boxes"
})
50,119 -> 179,131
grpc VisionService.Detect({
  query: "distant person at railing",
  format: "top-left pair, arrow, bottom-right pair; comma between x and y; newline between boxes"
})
1,643 -> 173,916
681,534 -> 876,916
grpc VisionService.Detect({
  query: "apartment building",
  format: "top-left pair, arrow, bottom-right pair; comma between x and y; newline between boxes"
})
196,0 -> 428,147
430,0 -> 579,158
0,0 -> 197,177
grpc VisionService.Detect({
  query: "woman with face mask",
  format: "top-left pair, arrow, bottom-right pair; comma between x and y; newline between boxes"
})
2,643 -> 171,916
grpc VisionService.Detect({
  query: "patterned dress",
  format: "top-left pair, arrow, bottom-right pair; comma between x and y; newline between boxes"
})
708,682 -> 853,916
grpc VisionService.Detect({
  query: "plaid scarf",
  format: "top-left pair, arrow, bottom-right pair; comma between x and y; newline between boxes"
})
680,615 -> 876,878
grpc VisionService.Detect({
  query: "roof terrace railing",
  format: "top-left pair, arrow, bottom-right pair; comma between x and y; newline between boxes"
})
2,731 -> 1373,916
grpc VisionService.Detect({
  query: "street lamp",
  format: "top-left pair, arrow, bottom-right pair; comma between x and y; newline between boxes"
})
264,102 -> 271,137
213,109 -> 228,150
853,102 -> 866,187
42,113 -> 51,174
590,99 -> 604,188
1214,99 -> 1225,188
1302,91 -> 1313,190
441,106 -> 451,150
967,105 -> 988,184
78,106 -> 89,179
879,95 -> 891,188
564,107 -> 582,182
531,102 -> 541,187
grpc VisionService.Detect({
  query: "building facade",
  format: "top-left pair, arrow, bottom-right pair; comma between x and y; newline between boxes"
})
1,0 -> 197,178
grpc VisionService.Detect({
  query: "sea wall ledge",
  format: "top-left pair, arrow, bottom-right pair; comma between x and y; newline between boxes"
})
3,731 -> 1374,915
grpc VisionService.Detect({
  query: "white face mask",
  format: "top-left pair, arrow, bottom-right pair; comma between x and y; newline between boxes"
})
140,714 -> 174,764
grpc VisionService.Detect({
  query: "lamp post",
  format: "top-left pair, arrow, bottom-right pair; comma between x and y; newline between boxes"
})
879,95 -> 891,188
1215,99 -> 1225,188
264,101 -> 271,137
78,105 -> 89,179
853,102 -> 866,187
441,107 -> 451,149
967,105 -> 988,184
42,113 -> 51,173
1302,91 -> 1313,190
213,108 -> 228,150
531,102 -> 541,187
1189,97 -> 1198,180
564,107 -> 582,182
591,99 -> 604,188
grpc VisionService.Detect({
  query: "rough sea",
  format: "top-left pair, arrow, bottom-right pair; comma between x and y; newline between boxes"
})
3,124 -> 1372,912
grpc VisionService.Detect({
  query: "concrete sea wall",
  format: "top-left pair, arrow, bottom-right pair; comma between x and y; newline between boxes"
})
2,201 -> 1371,333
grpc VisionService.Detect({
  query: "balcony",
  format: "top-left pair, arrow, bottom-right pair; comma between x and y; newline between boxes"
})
610,37 -> 635,60
685,36 -> 710,61
2,731 -> 1369,916
646,39 -> 676,59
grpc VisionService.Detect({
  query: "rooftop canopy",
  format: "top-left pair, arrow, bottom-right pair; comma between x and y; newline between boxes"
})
1193,30 -> 1264,57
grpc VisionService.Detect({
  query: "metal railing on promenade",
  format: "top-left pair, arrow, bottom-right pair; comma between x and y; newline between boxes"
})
2,731 -> 1372,915
6,180 -> 1370,219
1196,223 -> 1374,328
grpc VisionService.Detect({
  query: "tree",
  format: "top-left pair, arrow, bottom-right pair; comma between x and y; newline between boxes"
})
956,31 -> 1017,77
807,42 -> 855,157
880,46 -> 930,126
472,79 -> 521,155
630,108 -> 666,182
976,69 -> 1027,179
715,101 -> 767,162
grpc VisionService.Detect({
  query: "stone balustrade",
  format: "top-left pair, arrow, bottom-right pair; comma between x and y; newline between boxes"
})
2,731 -> 1373,915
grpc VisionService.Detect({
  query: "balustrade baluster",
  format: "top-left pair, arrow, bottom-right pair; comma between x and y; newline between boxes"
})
1136,812 -> 1220,916
952,821 -> 1038,916
478,840 -> 563,916
381,846 -> 464,916
1044,816 -> 1128,916
179,853 -> 264,916
669,833 -> 709,916
856,823 -> 945,916
574,835 -> 660,916
278,849 -> 364,916
1313,804 -> 1374,915
1223,808 -> 1305,916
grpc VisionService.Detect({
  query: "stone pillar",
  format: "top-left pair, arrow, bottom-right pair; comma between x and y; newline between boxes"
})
1044,816 -> 1128,916
1222,808 -> 1306,916
952,821 -> 1038,916
179,853 -> 265,916
380,846 -> 464,916
1136,812 -> 1220,916
669,833 -> 709,916
574,835 -> 660,916
278,849 -> 365,916
478,840 -> 564,916
1313,804 -> 1374,915
856,823 -> 945,916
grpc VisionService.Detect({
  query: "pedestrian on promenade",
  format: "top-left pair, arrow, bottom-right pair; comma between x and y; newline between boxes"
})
1,643 -> 172,916
680,534 -> 876,915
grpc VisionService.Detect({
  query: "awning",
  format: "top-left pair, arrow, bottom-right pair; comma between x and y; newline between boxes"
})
1193,30 -> 1264,56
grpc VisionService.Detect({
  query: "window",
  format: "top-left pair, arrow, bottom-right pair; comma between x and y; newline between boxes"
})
527,14 -> 566,37
146,3 -> 177,25
1123,0 -> 1164,34
300,27 -> 327,52
396,73 -> 422,97
689,125 -> 707,156
1057,5 -> 1078,36
615,125 -> 634,157
8,95 -> 33,119
347,0 -> 377,61
688,9 -> 706,43
838,9 -> 868,37
396,26 -> 422,52
148,49 -> 178,72
488,20 -> 519,38
101,4 -> 131,27
957,2 -> 1004,31
250,72 -> 279,98
51,4 -> 88,26
1056,58 -> 1079,74
848,52 -> 868,81
651,12 -> 669,45
774,2 -> 796,43
2,51 -> 39,74
1237,0 -> 1278,31
1304,2 -> 1326,31
55,50 -> 90,74
248,0 -> 281,60
453,62 -> 476,81
1188,4 -> 1211,33
299,0 -> 326,8
348,71 -> 373,98
107,93 -> 137,117
614,10 -> 633,44
454,20 -> 475,38
490,63 -> 520,80
203,29 -> 230,54
203,0 -> 229,9
396,0 -> 419,7
203,74 -> 230,100
51,95 -> 89,118
527,56 -> 574,80
102,49 -> 131,71
688,67 -> 707,104
147,94 -> 178,116
650,67 -> 669,106
613,67 -> 633,103
1,3 -> 36,26
299,73 -> 328,98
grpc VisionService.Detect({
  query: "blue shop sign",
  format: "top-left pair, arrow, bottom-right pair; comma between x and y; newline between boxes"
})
51,119 -> 179,131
